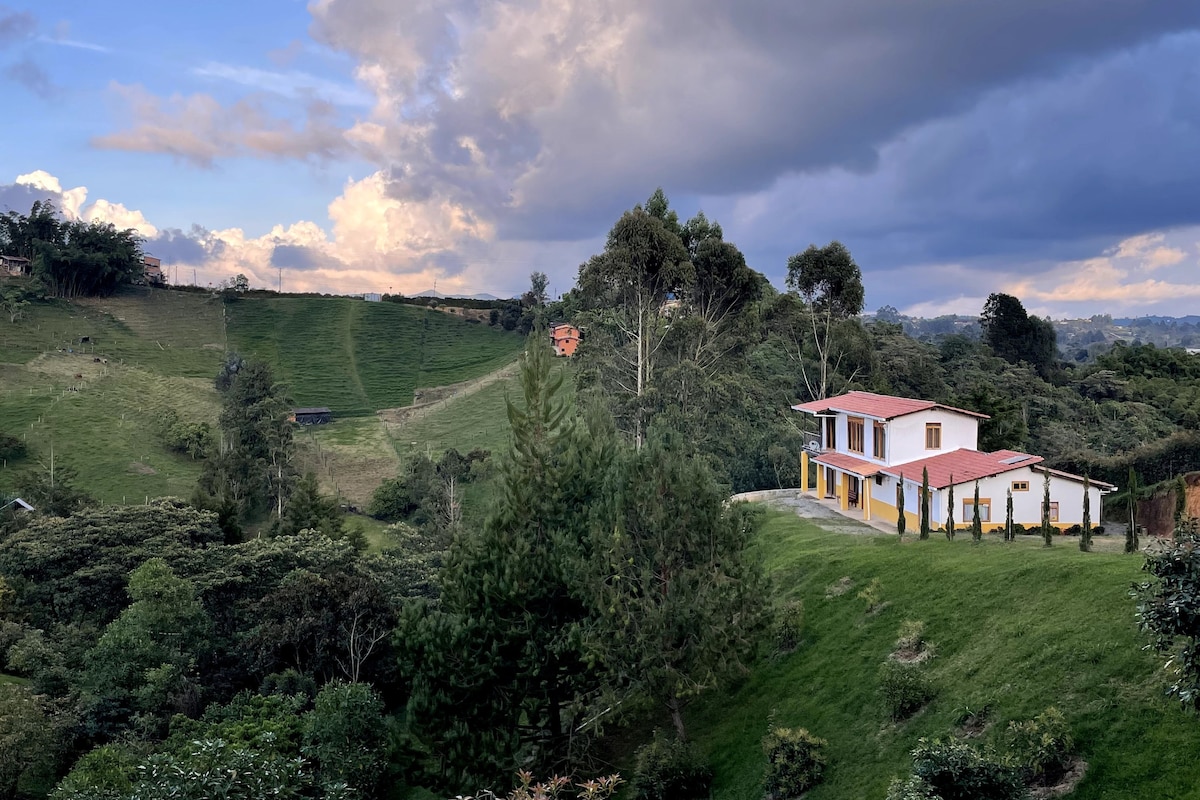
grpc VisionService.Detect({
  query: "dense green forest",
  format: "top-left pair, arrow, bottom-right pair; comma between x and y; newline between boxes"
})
2,191 -> 1200,799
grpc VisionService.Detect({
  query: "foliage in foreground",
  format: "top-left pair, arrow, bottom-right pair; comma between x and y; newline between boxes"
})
1136,526 -> 1200,707
761,724 -> 828,799
631,733 -> 712,800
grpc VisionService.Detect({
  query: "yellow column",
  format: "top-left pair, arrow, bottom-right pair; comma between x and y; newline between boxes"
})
840,473 -> 849,511
864,477 -> 872,521
800,452 -> 810,492
816,465 -> 825,498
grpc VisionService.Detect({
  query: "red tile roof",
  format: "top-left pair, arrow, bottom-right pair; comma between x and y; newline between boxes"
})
1032,464 -> 1117,491
813,451 -> 881,477
791,391 -> 989,420
878,449 -> 1042,488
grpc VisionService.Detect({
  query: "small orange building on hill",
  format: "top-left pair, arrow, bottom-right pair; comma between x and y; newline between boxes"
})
550,323 -> 581,357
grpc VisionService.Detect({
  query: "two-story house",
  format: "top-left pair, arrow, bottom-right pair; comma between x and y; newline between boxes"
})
792,391 -> 1113,529
550,323 -> 581,357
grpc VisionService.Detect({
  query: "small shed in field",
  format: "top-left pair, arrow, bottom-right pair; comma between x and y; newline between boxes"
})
291,407 -> 332,425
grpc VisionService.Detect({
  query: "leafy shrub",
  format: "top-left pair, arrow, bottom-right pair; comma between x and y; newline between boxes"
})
0,431 -> 27,461
1010,523 -> 1027,536
1064,524 -> 1082,535
762,725 -> 827,798
772,600 -> 804,654
879,661 -> 935,720
1003,706 -> 1073,783
858,578 -> 884,613
895,620 -> 927,653
906,738 -> 1025,800
885,776 -> 940,800
1094,525 -> 1105,535
631,732 -> 712,800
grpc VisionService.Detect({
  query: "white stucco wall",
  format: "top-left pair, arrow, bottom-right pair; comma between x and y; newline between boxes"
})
890,467 -> 1106,528
888,409 -> 979,466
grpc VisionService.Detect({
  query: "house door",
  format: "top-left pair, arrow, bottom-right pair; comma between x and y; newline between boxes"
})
825,468 -> 837,499
848,476 -> 860,508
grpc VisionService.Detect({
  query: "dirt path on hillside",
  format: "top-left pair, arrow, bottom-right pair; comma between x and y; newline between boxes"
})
376,360 -> 520,427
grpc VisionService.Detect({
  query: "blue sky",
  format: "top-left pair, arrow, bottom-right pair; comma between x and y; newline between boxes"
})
2,1 -> 1200,316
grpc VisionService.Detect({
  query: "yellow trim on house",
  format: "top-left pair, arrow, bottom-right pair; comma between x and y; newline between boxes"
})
800,451 -> 810,492
864,477 -> 873,521
872,497 -> 920,531
840,473 -> 850,511
817,465 -> 826,497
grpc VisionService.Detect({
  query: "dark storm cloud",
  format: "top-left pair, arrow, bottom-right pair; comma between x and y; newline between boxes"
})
145,226 -> 214,264
0,181 -> 54,213
270,243 -> 340,272
720,30 -> 1200,309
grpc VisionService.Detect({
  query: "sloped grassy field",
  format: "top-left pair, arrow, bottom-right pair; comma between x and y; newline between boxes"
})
0,288 -> 522,504
685,513 -> 1200,800
225,297 -> 523,416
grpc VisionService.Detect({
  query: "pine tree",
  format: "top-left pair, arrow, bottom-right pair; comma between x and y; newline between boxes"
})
589,432 -> 768,741
919,467 -> 931,540
945,476 -> 956,541
971,481 -> 983,542
400,333 -> 615,787
1041,470 -> 1053,547
896,474 -> 906,539
1005,488 -> 1014,542
1126,467 -> 1140,554
1080,475 -> 1092,552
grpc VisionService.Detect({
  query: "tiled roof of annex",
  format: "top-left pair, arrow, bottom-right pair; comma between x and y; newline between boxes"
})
791,391 -> 989,421
877,449 -> 1042,489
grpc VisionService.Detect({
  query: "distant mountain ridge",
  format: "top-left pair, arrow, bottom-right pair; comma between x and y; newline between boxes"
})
412,289 -> 502,301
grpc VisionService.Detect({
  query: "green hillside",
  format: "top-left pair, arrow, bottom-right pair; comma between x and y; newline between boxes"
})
0,288 -> 523,505
685,512 -> 1200,799
225,297 -> 523,416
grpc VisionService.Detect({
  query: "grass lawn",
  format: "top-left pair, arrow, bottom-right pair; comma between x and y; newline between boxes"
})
226,297 -> 522,417
684,511 -> 1200,800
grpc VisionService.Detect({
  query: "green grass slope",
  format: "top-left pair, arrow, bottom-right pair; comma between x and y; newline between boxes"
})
687,514 -> 1200,800
226,297 -> 522,416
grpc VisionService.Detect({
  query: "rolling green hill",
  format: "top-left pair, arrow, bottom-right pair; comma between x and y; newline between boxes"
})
225,296 -> 523,416
0,288 -> 523,505
684,512 -> 1200,800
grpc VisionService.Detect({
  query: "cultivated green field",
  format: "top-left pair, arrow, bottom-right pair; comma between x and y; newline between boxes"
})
686,512 -> 1199,800
0,289 -> 225,502
0,288 -> 524,505
225,297 -> 523,416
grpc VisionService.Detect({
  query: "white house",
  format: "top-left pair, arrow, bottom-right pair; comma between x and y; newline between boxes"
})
791,391 -> 1114,530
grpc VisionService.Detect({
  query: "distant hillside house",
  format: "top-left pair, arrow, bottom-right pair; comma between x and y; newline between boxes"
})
142,256 -> 166,285
362,292 -> 382,302
1,254 -> 31,276
550,323 -> 581,357
792,391 -> 1114,529
291,407 -> 332,425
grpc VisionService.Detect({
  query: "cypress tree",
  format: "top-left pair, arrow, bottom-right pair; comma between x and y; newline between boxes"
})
1041,470 -> 1053,547
945,476 -> 955,541
1126,467 -> 1140,554
919,467 -> 931,540
896,474 -> 906,539
1080,475 -> 1092,552
1005,488 -> 1014,542
971,480 -> 983,542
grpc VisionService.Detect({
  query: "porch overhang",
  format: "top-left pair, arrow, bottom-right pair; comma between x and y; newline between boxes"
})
812,452 -> 880,478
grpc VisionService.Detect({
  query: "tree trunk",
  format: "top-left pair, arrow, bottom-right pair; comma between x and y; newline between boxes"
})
668,696 -> 687,741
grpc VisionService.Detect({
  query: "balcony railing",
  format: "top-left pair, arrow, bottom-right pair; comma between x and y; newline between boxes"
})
802,430 -> 822,453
